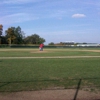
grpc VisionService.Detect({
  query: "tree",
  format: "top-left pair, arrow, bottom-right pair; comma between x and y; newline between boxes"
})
5,26 -> 25,45
13,26 -> 25,44
24,34 -> 45,44
48,42 -> 54,45
39,37 -> 45,44
5,27 -> 16,45
1,36 -> 7,44
4,26 -> 45,45
0,24 -> 3,35
0,24 -> 3,44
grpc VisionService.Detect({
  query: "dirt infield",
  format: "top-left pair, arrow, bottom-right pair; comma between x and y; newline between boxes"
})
0,89 -> 100,100
30,50 -> 49,53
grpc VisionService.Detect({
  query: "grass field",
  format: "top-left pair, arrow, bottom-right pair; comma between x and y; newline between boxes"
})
0,48 -> 100,92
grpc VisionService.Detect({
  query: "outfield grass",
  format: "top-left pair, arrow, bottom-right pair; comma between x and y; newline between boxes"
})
0,48 -> 100,91
0,48 -> 100,57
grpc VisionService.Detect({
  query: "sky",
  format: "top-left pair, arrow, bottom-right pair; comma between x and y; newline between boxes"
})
0,0 -> 100,44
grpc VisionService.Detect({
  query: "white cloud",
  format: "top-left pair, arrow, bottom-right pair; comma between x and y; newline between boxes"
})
72,14 -> 86,18
1,0 -> 43,4
0,13 -> 39,25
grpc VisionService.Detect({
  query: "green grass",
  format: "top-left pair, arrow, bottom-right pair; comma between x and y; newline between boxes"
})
0,48 -> 100,91
0,48 -> 100,57
0,58 -> 100,91
0,58 -> 100,81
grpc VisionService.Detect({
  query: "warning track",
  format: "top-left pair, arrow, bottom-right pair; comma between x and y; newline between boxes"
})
1,56 -> 100,59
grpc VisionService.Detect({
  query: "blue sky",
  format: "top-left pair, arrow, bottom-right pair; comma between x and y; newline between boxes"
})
0,0 -> 100,44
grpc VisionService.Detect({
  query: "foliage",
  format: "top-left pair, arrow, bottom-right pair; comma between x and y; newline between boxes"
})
13,26 -> 25,44
24,34 -> 45,44
0,24 -> 3,44
5,26 -> 25,45
0,36 -> 8,44
0,24 -> 3,36
5,27 -> 16,44
54,42 -> 65,45
0,25 -> 46,45
48,42 -> 54,45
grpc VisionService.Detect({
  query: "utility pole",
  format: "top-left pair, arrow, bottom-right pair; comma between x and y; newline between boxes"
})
0,24 -> 3,44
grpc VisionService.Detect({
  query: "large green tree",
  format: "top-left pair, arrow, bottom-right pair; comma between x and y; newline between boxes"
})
24,34 -> 45,44
5,27 -> 16,45
0,24 -> 3,44
0,24 -> 3,35
13,26 -> 25,44
5,26 -> 24,45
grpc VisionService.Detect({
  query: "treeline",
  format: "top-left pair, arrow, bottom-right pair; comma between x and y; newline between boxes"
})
0,26 -> 45,45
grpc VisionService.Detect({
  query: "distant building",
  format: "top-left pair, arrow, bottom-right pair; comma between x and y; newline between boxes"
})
63,41 -> 75,45
77,43 -> 99,47
62,41 -> 99,47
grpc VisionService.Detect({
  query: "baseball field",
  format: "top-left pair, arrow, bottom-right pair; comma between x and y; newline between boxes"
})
0,48 -> 100,93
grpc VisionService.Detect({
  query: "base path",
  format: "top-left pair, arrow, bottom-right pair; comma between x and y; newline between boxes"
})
0,56 -> 100,59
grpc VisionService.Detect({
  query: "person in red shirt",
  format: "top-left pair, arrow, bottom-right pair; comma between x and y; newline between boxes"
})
39,43 -> 44,51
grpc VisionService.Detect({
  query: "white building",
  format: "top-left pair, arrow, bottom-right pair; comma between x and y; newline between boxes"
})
77,43 -> 99,47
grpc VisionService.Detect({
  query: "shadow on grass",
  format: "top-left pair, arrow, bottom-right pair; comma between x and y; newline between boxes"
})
73,79 -> 82,100
0,78 -> 100,100
0,82 -> 10,88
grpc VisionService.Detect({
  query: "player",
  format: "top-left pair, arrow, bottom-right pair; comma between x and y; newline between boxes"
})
39,43 -> 44,51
